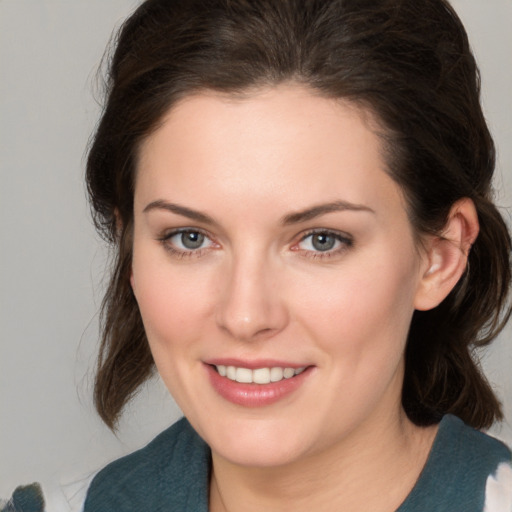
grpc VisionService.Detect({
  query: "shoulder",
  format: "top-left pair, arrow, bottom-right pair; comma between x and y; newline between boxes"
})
484,461 -> 512,512
438,414 -> 511,468
443,415 -> 512,512
1,475 -> 95,512
83,417 -> 210,512
399,415 -> 512,512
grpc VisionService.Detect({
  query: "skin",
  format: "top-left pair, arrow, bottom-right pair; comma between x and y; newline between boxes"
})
131,84 -> 478,512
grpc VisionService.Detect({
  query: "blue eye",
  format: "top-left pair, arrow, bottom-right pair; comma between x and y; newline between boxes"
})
162,229 -> 214,253
176,231 -> 206,250
308,233 -> 337,251
297,231 -> 352,254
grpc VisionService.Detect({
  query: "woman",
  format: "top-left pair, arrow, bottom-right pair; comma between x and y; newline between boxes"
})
4,0 -> 510,511
83,0 -> 511,510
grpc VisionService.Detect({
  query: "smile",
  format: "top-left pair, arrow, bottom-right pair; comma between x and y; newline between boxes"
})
205,362 -> 313,407
215,365 -> 306,384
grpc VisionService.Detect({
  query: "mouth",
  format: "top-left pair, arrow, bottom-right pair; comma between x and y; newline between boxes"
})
204,361 -> 313,407
213,365 -> 307,384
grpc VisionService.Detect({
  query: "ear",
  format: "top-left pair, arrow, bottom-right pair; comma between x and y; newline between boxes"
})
114,207 -> 123,237
414,198 -> 479,311
115,208 -> 136,293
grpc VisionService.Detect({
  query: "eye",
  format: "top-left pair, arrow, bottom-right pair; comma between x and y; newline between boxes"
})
173,231 -> 208,250
159,228 -> 216,256
301,232 -> 338,252
295,230 -> 353,257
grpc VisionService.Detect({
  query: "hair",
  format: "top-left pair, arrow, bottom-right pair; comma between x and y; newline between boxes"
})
87,0 -> 511,430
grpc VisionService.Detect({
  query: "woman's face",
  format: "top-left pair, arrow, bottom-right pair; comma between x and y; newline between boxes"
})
132,85 -> 431,467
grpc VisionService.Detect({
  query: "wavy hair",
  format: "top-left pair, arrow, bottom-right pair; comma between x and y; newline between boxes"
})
86,0 -> 511,430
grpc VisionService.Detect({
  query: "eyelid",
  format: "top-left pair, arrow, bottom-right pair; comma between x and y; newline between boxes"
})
291,228 -> 354,258
156,226 -> 353,260
159,226 -> 211,241
157,227 -> 218,258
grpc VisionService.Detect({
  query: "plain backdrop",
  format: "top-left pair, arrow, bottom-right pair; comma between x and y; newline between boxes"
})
1,0 -> 511,496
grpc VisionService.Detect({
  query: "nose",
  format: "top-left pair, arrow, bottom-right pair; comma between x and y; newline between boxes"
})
215,253 -> 289,342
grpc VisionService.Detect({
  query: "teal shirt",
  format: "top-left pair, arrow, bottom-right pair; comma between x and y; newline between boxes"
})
5,415 -> 510,511
85,417 -> 211,512
82,414 -> 511,511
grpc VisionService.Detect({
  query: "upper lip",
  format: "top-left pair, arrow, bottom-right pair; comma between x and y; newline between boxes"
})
204,358 -> 311,370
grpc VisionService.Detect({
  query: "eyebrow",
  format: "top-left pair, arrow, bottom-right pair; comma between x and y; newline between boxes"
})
143,199 -> 375,225
143,200 -> 215,224
282,201 -> 375,224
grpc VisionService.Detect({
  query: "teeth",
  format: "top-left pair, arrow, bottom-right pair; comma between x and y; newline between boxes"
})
235,367 -> 252,383
253,367 -> 270,384
283,367 -> 295,379
270,367 -> 283,382
215,365 -> 306,384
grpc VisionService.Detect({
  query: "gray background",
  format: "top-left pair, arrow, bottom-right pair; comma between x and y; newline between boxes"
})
1,0 -> 511,495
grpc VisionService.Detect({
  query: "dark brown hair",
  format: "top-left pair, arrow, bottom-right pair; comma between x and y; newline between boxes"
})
87,0 -> 511,430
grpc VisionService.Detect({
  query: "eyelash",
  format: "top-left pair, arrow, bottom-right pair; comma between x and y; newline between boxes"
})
158,228 -> 216,259
157,228 -> 353,260
293,229 -> 354,260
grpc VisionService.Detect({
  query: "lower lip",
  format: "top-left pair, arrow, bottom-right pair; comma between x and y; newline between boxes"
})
205,364 -> 312,407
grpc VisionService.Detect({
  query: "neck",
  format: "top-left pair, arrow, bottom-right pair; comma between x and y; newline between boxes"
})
209,407 -> 438,512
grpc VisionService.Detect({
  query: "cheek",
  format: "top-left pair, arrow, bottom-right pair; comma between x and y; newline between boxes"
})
132,260 -> 218,406
131,249 -> 216,356
293,250 -> 419,363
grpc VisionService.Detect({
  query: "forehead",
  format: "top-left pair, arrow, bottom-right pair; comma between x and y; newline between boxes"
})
135,84 -> 407,222
140,85 -> 382,163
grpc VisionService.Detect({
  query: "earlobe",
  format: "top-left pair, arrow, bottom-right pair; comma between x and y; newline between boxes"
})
414,198 -> 479,311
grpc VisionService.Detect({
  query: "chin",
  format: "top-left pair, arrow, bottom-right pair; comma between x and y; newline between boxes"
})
214,434 -> 307,468
196,414 -> 318,468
